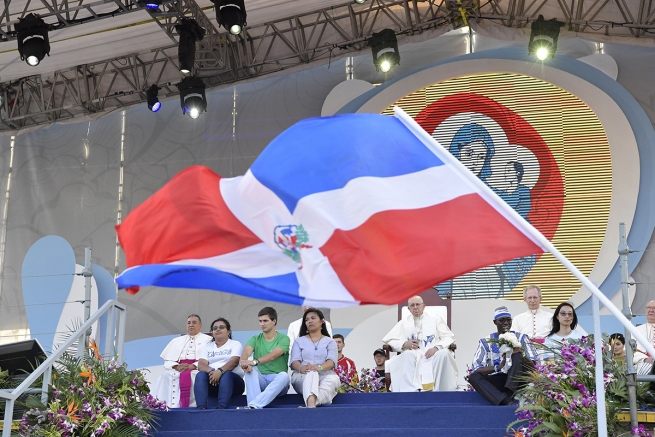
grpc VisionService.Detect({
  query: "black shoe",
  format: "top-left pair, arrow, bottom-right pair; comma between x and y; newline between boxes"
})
216,406 -> 226,410
198,406 -> 206,410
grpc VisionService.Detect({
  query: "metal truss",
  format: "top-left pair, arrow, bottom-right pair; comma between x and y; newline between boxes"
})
0,0 -> 143,40
3,0 -> 655,132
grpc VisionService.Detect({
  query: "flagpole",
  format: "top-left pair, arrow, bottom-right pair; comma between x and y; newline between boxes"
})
392,106 -> 655,360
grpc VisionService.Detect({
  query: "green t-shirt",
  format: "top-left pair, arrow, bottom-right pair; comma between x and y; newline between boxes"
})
245,332 -> 290,375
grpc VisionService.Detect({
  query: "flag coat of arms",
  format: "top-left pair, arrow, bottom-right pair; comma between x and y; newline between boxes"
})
115,108 -> 546,307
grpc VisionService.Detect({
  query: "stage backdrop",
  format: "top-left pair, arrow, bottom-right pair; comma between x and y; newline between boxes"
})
2,32 -> 655,376
381,73 -> 611,307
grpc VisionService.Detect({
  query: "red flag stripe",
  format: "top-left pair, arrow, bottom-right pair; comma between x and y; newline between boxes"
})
116,166 -> 262,267
320,193 -> 543,304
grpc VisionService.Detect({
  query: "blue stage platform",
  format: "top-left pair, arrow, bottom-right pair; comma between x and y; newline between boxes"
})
153,392 -> 519,437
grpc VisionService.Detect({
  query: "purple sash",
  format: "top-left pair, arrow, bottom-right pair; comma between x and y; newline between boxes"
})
179,359 -> 196,408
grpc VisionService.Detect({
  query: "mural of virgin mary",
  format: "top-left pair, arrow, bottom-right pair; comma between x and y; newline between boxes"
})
435,114 -> 539,298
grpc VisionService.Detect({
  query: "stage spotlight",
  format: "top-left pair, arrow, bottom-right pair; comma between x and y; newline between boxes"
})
211,0 -> 247,35
369,29 -> 400,73
16,14 -> 50,67
175,18 -> 205,74
354,0 -> 366,3
177,76 -> 207,119
144,0 -> 162,9
528,15 -> 564,61
146,84 -> 161,112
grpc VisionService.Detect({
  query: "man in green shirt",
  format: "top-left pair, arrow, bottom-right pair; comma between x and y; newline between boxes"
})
238,307 -> 291,409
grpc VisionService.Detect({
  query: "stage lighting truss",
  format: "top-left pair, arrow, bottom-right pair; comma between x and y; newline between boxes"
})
369,29 -> 400,73
177,76 -> 207,119
16,14 -> 50,67
445,0 -> 478,27
212,0 -> 247,35
529,15 -> 564,60
175,18 -> 206,74
146,84 -> 161,112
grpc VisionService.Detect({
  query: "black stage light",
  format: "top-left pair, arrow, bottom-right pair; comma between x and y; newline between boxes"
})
16,14 -> 50,66
175,18 -> 206,74
211,0 -> 247,35
369,29 -> 400,73
146,84 -> 161,112
177,76 -> 206,119
528,15 -> 564,61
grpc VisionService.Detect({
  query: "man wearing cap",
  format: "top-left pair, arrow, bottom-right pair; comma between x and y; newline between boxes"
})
468,306 -> 537,405
382,295 -> 457,392
510,285 -> 553,342
373,348 -> 387,378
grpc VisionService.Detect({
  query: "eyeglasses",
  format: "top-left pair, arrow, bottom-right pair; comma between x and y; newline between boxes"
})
408,303 -> 424,308
559,312 -> 574,317
212,325 -> 227,331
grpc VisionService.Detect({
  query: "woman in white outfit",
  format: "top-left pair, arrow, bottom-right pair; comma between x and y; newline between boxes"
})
290,308 -> 340,408
543,302 -> 583,360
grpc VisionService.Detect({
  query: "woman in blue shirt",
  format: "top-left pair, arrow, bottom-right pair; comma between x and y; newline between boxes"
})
290,308 -> 339,408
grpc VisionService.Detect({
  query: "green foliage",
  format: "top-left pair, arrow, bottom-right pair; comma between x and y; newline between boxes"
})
508,335 -> 648,437
19,340 -> 166,437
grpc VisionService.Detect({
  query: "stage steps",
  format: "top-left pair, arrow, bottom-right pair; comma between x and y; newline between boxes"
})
153,392 -> 519,437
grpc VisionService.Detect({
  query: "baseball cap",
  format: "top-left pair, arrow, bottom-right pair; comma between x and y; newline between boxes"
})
373,348 -> 385,356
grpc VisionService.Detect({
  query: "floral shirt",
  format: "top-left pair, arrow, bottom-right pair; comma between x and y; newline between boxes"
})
471,331 -> 538,372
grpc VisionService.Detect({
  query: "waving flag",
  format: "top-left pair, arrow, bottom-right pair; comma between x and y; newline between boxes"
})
115,108 -> 547,307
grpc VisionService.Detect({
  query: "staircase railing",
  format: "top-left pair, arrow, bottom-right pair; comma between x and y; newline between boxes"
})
0,299 -> 126,437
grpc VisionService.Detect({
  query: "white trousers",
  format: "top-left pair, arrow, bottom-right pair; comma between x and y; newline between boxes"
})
290,371 -> 340,406
152,369 -> 199,408
387,349 -> 457,392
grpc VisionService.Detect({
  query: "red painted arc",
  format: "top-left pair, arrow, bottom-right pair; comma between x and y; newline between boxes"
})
413,92 -> 565,242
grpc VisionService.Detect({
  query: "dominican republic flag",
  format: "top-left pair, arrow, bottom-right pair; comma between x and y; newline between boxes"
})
115,108 -> 547,307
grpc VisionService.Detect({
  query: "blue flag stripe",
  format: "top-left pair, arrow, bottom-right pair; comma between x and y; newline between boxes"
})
250,114 -> 445,213
117,265 -> 303,305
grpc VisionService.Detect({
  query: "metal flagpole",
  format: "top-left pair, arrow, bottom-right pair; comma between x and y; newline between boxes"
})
83,247 -> 93,353
619,222 -> 639,432
393,105 -> 655,360
593,294 -> 608,436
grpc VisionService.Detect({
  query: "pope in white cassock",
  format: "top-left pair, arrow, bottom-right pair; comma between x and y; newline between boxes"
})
510,285 -> 553,341
382,295 -> 458,392
152,314 -> 213,408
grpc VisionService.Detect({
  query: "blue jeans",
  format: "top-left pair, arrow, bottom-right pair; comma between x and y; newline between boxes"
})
194,370 -> 245,409
244,367 -> 289,409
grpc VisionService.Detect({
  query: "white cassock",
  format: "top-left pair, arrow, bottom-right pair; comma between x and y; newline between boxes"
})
382,313 -> 457,392
287,318 -> 333,347
511,307 -> 553,339
152,332 -> 213,408
634,322 -> 655,375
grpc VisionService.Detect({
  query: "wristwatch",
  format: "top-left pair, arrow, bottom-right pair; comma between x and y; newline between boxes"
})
253,359 -> 259,366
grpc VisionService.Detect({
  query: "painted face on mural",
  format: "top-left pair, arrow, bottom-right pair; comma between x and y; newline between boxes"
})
458,140 -> 488,176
